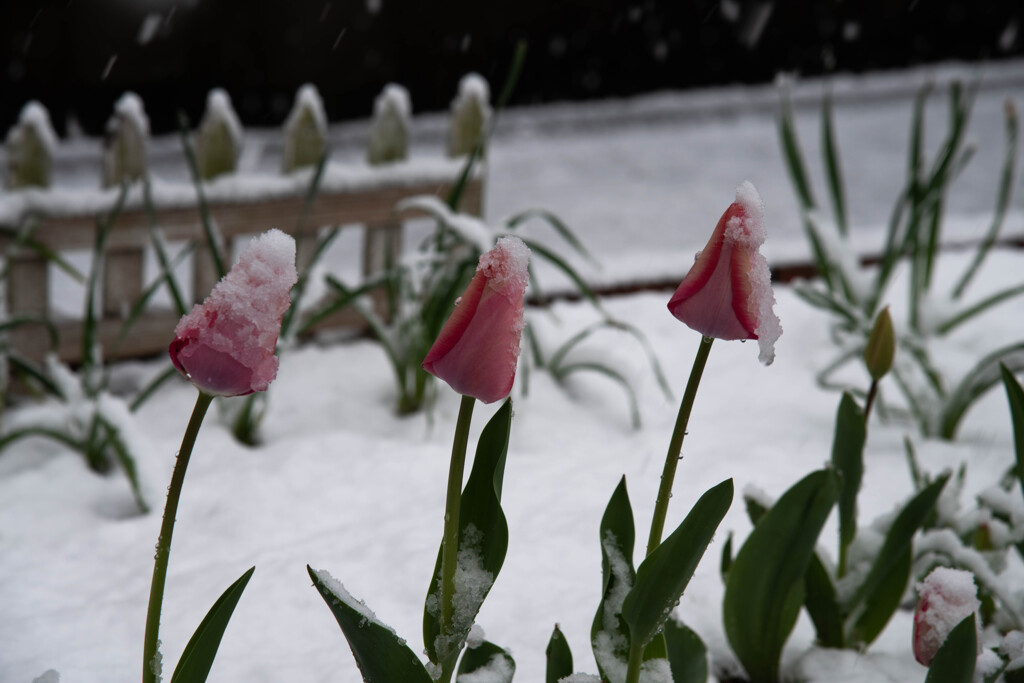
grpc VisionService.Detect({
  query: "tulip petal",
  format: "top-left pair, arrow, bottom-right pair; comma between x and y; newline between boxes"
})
169,229 -> 297,397
423,236 -> 530,403
668,182 -> 781,364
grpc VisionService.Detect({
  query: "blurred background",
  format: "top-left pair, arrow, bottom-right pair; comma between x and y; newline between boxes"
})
3,0 -> 1023,136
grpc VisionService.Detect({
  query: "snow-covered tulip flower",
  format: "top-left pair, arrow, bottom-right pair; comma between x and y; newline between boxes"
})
643,184 -> 781,606
145,229 -> 296,683
913,567 -> 981,666
169,229 -> 298,397
422,235 -> 530,404
668,181 -> 781,366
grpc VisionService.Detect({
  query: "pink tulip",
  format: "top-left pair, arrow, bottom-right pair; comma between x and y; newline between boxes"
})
423,236 -> 530,403
913,567 -> 980,666
668,181 -> 781,364
169,229 -> 298,397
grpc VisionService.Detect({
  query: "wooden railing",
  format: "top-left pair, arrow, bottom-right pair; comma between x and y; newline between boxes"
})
1,79 -> 491,369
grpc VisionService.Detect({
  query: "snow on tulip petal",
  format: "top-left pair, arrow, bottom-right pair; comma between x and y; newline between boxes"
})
912,567 -> 981,666
169,229 -> 298,397
668,181 -> 782,365
423,236 -> 530,403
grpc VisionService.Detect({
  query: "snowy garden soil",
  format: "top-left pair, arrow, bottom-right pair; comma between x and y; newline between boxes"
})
3,60 -> 1024,682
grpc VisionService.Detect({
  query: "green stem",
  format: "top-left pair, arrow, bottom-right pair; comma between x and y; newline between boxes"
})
438,394 -> 476,681
646,336 -> 714,557
143,391 -> 214,683
624,640 -> 646,683
863,379 -> 879,429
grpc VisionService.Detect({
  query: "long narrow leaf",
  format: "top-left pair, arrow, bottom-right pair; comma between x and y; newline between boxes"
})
664,619 -> 708,683
832,393 -> 866,575
142,178 -> 189,316
935,282 -> 1024,336
622,479 -> 733,648
821,90 -> 848,235
591,476 -> 636,683
504,208 -> 599,267
553,361 -> 641,429
954,100 -> 1018,298
804,552 -> 844,648
309,567 -> 432,683
1001,365 -> 1024,495
777,84 -> 816,210
178,112 -> 226,279
923,614 -> 976,683
457,641 -> 515,682
546,625 -> 573,683
845,474 -> 949,645
723,469 -> 839,683
82,183 -> 129,382
939,342 -> 1024,439
519,237 -> 606,314
170,567 -> 255,683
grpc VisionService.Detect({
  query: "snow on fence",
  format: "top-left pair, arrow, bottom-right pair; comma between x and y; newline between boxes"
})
1,79 -> 490,369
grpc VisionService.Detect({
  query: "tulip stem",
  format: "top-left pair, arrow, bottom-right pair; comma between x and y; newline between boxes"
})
438,394 -> 476,678
863,378 -> 879,427
143,391 -> 214,683
646,336 -> 714,557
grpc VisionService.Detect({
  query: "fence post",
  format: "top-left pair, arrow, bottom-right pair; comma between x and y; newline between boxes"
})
5,101 -> 57,189
196,89 -> 244,181
102,92 -> 149,188
282,84 -> 327,174
102,248 -> 144,318
364,83 -> 411,282
448,74 -> 491,158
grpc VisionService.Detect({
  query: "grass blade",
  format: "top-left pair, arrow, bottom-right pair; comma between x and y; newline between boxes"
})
821,90 -> 848,236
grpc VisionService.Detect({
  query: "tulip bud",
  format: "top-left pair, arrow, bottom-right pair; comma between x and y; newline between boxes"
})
864,307 -> 895,381
913,567 -> 980,666
169,229 -> 298,397
422,236 -> 530,403
668,181 -> 782,365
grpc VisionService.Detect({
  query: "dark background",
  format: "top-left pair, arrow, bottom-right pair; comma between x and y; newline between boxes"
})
3,0 -> 1023,137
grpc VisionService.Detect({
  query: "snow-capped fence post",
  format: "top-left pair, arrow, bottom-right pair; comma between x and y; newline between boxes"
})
448,74 -> 491,158
5,101 -> 57,190
364,84 -> 412,276
102,92 -> 149,188
281,84 -> 327,175
195,89 -> 243,181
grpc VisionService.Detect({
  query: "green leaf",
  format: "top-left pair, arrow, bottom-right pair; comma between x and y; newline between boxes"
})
170,567 -> 255,683
546,625 -> 573,683
423,401 -> 512,665
845,473 -> 949,646
590,476 -> 636,682
804,552 -> 843,648
719,532 -> 733,583
923,614 -> 976,683
821,90 -> 848,236
622,479 -> 733,649
953,99 -> 1018,298
504,208 -> 599,267
723,469 -> 839,683
308,566 -> 432,683
1001,365 -> 1024,497
553,361 -> 641,429
940,343 -> 1024,439
664,620 -> 708,683
458,641 -> 515,682
847,548 -> 911,647
832,393 -> 866,575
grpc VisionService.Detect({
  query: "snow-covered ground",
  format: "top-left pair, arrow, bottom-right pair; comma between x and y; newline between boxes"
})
2,59 -> 1024,682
